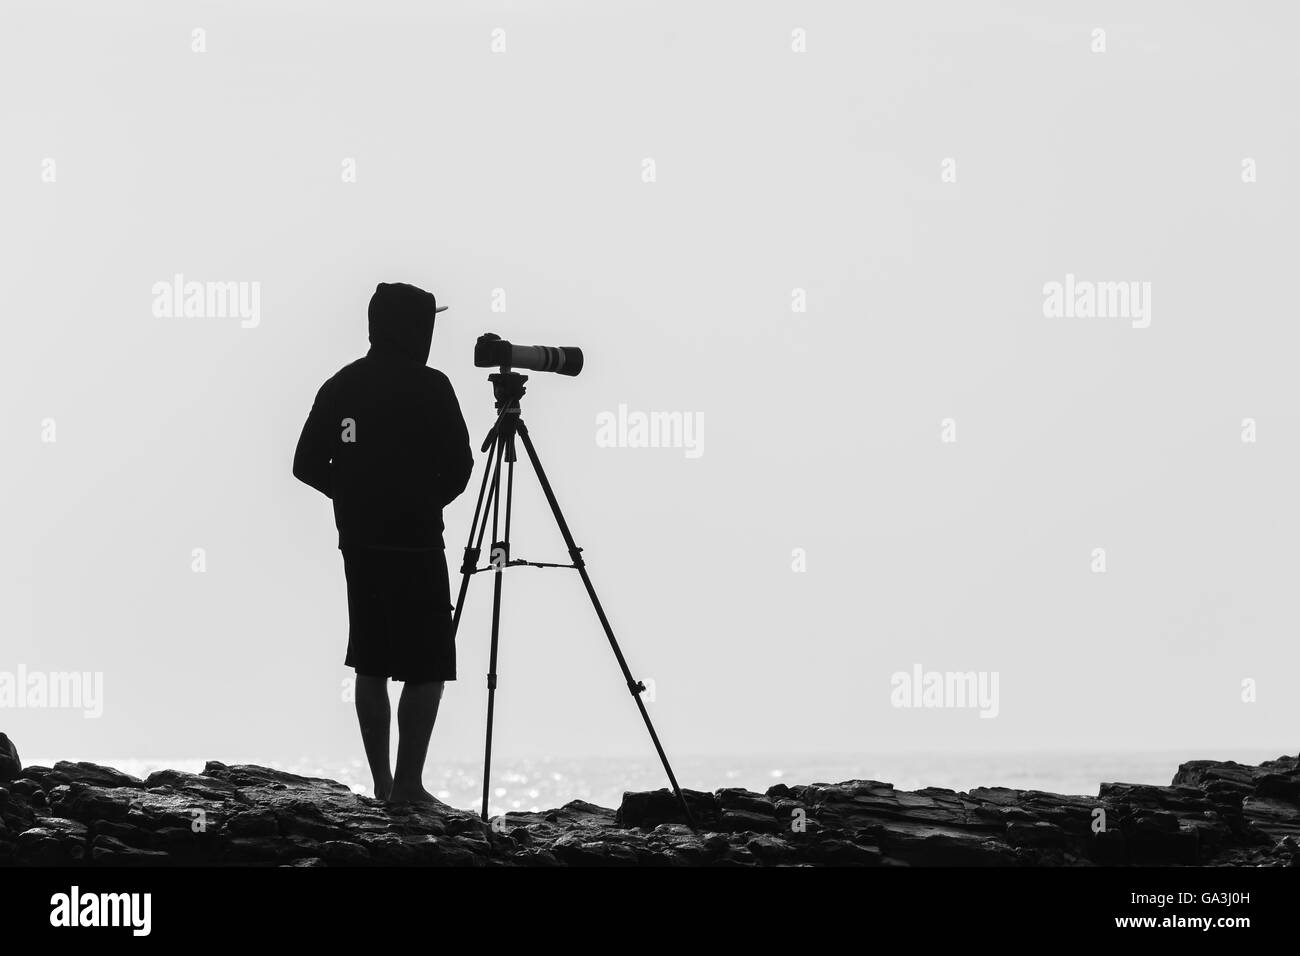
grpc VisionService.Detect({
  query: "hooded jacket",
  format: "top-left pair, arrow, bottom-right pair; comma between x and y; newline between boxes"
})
293,283 -> 474,550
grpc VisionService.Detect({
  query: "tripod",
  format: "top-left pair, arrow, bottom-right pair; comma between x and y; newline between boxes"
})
449,369 -> 696,829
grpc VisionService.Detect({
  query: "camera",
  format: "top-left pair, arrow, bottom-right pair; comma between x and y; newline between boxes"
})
474,333 -> 583,377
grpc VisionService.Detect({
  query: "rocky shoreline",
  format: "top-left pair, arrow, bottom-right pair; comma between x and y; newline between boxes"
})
1,736 -> 1297,866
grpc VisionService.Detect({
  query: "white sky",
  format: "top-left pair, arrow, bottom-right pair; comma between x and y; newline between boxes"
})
4,1 -> 1297,771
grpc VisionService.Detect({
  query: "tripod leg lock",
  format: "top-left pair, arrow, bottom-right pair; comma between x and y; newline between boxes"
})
628,680 -> 646,696
568,546 -> 586,569
460,547 -> 481,576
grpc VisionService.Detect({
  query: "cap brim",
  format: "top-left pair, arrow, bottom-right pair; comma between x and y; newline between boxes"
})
435,305 -> 449,313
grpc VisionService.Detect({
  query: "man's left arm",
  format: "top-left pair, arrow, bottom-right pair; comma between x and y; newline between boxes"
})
293,381 -> 335,498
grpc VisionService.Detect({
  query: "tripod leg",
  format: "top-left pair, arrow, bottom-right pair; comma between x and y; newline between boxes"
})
450,431 -> 503,643
481,435 -> 515,823
513,420 -> 698,830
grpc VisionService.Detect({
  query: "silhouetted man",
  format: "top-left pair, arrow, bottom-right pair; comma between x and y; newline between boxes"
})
294,282 -> 474,803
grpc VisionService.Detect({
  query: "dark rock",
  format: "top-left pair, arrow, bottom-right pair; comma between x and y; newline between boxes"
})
397,834 -> 441,865
746,833 -> 797,864
1006,821 -> 1067,849
444,815 -> 487,837
47,761 -> 144,789
90,834 -> 169,865
717,787 -> 777,816
1,752 -> 1294,866
720,846 -> 758,866
144,768 -> 241,800
9,778 -> 43,799
18,827 -> 84,865
93,819 -> 162,849
1256,773 -> 1300,802
48,783 -> 138,823
702,832 -> 729,852
322,839 -> 371,865
155,825 -> 223,862
359,832 -> 421,865
432,845 -> 479,867
808,835 -> 883,866
0,734 -> 20,783
1243,796 -> 1300,841
224,836 -> 291,864
616,788 -> 717,828
716,788 -> 780,833
719,809 -> 782,834
226,808 -> 280,837
16,765 -> 52,788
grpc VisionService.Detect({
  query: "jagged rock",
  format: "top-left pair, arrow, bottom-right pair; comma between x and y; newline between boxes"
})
226,808 -> 279,837
47,761 -> 144,789
715,788 -> 780,833
552,834 -> 640,866
93,819 -> 162,849
746,833 -> 798,863
1006,821 -> 1067,848
90,834 -> 170,865
807,835 -> 884,866
720,809 -> 782,834
0,734 -> 20,783
321,840 -> 371,865
144,768 -> 242,800
48,783 -> 139,824
615,788 -> 717,828
18,827 -> 83,865
1243,795 -> 1300,840
9,779 -> 43,799
0,738 -> 1295,866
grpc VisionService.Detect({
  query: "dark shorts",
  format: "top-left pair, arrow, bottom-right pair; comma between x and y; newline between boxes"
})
342,547 -> 456,683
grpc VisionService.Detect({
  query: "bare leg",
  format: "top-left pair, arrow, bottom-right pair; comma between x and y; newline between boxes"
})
354,674 -> 393,800
388,680 -> 444,803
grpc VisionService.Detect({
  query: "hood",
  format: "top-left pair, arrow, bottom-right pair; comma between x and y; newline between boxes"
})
367,282 -> 439,364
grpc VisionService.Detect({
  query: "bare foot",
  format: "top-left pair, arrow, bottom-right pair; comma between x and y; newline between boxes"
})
374,780 -> 393,801
386,783 -> 438,805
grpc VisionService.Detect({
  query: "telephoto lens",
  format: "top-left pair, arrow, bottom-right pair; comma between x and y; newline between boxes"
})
475,333 -> 584,376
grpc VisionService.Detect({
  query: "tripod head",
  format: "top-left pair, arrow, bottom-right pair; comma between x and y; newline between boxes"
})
480,371 -> 530,455
488,370 -> 528,411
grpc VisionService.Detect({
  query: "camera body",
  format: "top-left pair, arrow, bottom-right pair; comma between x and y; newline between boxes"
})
475,333 -> 583,377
